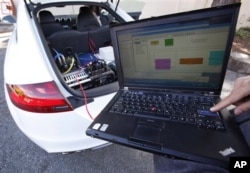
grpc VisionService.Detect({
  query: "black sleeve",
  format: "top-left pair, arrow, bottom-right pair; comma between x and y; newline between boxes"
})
234,110 -> 250,147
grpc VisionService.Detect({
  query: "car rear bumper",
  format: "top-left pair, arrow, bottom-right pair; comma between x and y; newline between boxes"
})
5,85 -> 115,153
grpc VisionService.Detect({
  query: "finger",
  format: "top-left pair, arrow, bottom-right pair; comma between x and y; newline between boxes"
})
210,76 -> 250,112
210,90 -> 244,111
234,100 -> 244,106
210,95 -> 234,112
234,99 -> 250,115
210,88 -> 248,112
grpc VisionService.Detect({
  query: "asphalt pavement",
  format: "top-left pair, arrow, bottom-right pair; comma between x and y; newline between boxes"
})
0,30 -> 153,173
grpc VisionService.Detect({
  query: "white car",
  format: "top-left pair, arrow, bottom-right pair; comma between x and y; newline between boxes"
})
4,0 -> 134,153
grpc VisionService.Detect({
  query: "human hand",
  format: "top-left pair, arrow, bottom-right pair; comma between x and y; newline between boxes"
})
210,76 -> 250,115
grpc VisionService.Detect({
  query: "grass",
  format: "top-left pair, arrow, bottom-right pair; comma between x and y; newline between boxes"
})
235,27 -> 250,40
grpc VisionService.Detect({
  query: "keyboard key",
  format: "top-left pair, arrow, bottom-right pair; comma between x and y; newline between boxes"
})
198,110 -> 218,116
134,112 -> 171,120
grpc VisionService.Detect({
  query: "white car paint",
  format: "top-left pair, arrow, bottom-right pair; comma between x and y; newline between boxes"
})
4,0 -> 133,153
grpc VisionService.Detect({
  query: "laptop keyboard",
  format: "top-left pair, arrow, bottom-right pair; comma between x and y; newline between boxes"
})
109,91 -> 225,131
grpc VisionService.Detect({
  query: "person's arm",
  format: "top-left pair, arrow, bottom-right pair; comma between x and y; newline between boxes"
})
210,76 -> 250,115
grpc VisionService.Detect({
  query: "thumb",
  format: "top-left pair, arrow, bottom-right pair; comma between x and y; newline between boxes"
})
234,99 -> 250,115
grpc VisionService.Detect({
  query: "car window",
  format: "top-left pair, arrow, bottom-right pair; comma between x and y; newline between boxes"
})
45,5 -> 81,15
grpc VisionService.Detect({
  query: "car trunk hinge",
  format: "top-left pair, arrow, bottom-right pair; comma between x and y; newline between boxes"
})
24,0 -> 41,18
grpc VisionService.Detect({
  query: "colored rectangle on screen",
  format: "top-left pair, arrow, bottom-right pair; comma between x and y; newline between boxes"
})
155,59 -> 171,70
151,40 -> 159,45
209,51 -> 224,65
165,38 -> 174,46
180,58 -> 203,64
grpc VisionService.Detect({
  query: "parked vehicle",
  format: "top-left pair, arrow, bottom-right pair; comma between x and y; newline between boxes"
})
4,0 -> 134,153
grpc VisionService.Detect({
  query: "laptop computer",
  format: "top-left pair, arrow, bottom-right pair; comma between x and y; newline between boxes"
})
86,3 -> 250,168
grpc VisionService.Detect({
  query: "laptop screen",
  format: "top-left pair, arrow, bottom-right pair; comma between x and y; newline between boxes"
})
111,5 -> 239,94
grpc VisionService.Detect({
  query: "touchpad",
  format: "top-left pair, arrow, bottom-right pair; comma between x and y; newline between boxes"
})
132,124 -> 161,143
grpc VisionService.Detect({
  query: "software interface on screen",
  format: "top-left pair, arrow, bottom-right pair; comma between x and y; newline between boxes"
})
117,16 -> 231,88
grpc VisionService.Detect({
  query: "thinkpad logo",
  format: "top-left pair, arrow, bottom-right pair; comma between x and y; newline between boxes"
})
219,147 -> 235,156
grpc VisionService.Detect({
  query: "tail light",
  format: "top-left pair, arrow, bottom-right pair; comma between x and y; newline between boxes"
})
6,81 -> 73,113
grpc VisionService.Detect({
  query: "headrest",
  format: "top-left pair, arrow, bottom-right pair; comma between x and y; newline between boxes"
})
77,7 -> 101,31
39,10 -> 55,23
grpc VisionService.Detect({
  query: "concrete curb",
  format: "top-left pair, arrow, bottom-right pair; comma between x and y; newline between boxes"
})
0,31 -> 12,48
0,23 -> 14,33
228,52 -> 250,74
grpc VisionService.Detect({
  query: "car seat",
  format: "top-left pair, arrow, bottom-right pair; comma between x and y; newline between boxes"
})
88,25 -> 111,52
47,30 -> 89,56
39,10 -> 64,37
77,6 -> 101,31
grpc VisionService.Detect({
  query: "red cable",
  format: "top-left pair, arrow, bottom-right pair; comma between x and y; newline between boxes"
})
88,38 -> 97,54
77,38 -> 98,120
76,67 -> 95,120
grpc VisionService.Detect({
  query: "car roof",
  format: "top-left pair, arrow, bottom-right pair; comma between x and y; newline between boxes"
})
30,0 -> 109,4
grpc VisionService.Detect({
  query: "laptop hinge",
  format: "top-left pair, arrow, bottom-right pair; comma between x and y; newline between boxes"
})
124,87 -> 129,90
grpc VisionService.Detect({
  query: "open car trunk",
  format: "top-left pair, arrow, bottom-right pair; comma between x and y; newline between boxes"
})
29,1 -> 132,99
